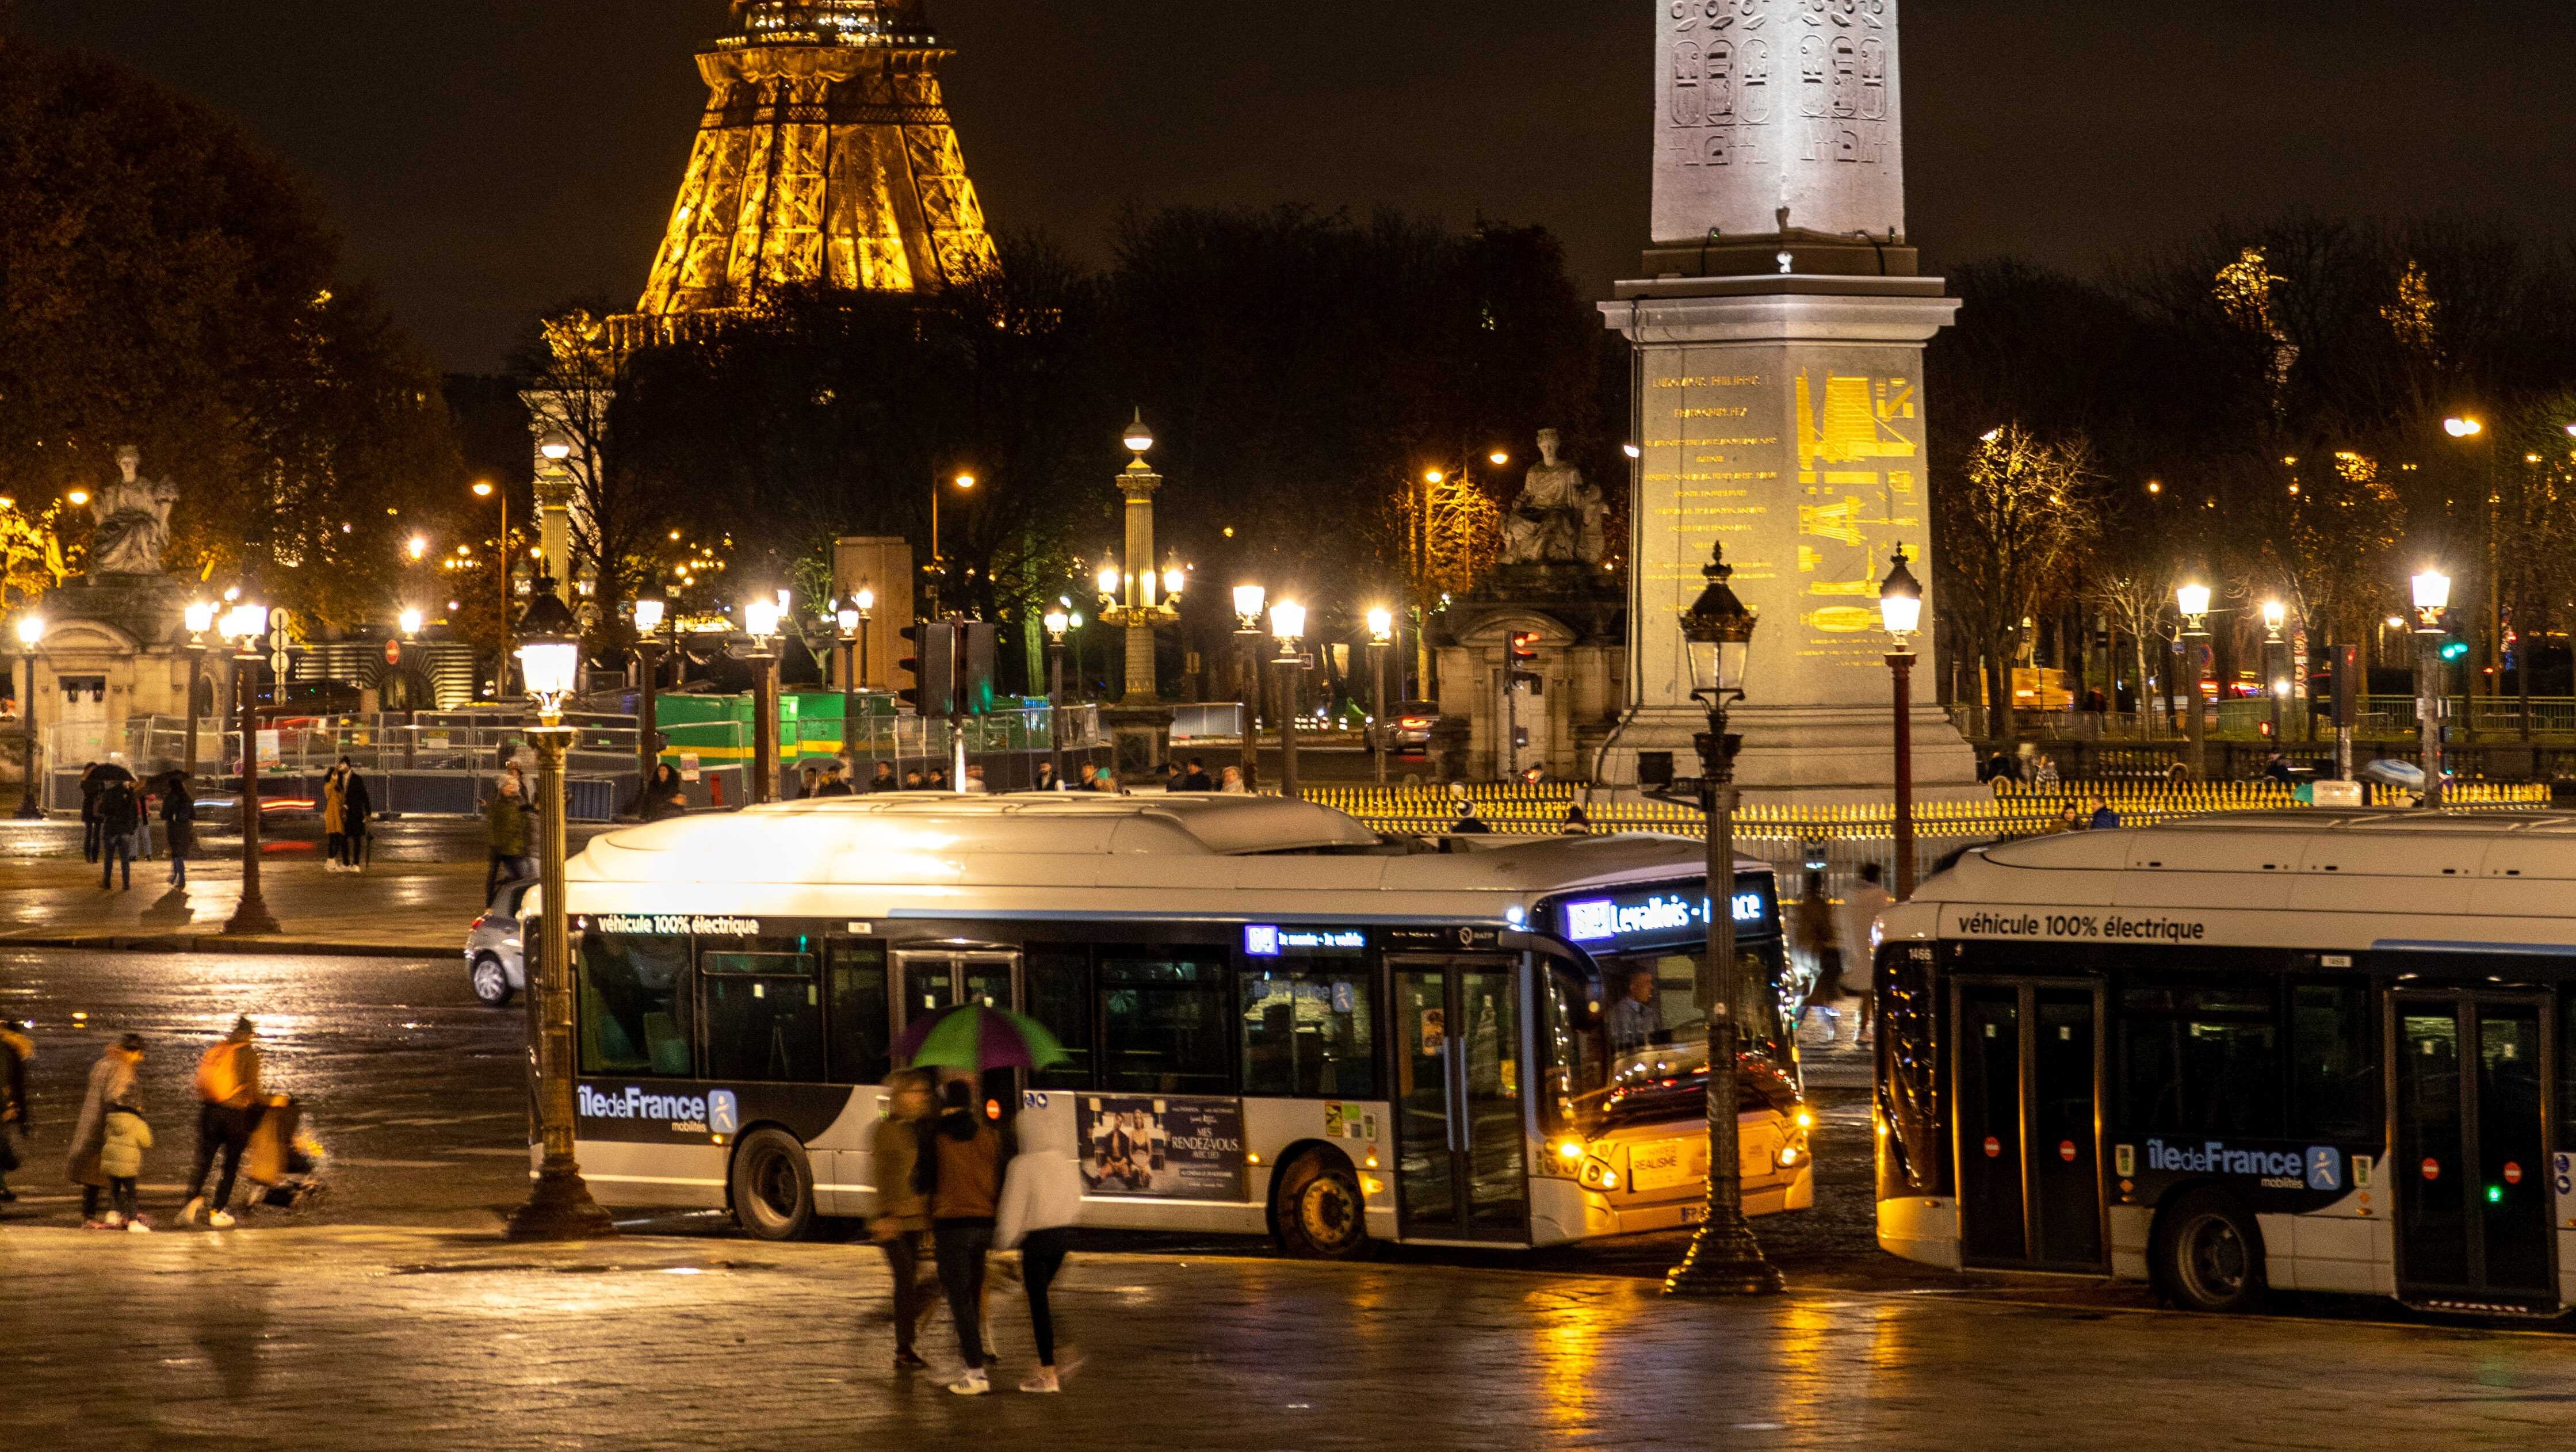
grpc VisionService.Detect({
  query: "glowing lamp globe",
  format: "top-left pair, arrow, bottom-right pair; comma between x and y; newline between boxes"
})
1366,606 -> 1395,645
1233,584 -> 1267,631
1269,601 -> 1307,643
1877,549 -> 1924,643
836,606 -> 861,635
1042,608 -> 1071,641
742,597 -> 782,641
13,614 -> 42,648
184,601 -> 217,637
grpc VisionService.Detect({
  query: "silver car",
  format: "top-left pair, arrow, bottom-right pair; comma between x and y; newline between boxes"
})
465,879 -> 532,1007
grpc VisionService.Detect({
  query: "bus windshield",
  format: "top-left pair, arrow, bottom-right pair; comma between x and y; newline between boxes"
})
1541,940 -> 1795,1137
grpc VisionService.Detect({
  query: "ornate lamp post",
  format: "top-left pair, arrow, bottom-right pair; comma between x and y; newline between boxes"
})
1269,600 -> 1307,801
1878,548 -> 1924,899
220,597 -> 281,936
2260,599 -> 2288,746
1233,584 -> 1266,789
742,594 -> 782,804
1043,606 -> 1072,785
834,599 -> 862,775
13,613 -> 43,820
505,582 -> 616,1242
1665,540 -> 1782,1299
2413,567 -> 2451,809
1367,605 -> 1396,787
1097,412 -> 1183,705
181,601 -> 216,784
2176,582 -> 2213,780
630,597 -> 667,814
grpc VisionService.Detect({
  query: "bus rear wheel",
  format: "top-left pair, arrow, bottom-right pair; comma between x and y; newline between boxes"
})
731,1128 -> 818,1241
1274,1151 -> 1368,1260
2155,1192 -> 2266,1313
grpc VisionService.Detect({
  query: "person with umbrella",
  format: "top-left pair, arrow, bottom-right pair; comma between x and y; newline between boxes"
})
890,1003 -> 1070,1397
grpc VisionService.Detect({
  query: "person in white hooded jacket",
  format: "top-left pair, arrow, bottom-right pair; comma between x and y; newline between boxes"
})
993,1108 -> 1084,1393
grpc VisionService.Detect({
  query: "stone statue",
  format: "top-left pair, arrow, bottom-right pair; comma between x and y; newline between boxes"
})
87,446 -> 178,577
1502,429 -> 1609,565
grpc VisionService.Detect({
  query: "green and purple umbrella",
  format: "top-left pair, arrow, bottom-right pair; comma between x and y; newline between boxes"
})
892,1003 -> 1071,1073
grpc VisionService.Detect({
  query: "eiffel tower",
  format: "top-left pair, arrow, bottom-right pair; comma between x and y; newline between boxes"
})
611,0 -> 1000,347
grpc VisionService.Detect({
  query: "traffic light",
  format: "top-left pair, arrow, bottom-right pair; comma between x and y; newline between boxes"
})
2437,609 -> 2470,663
960,621 -> 997,717
898,621 -> 957,718
1507,631 -> 1541,687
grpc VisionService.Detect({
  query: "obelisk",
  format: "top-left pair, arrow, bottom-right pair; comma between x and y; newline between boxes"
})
1599,0 -> 1977,801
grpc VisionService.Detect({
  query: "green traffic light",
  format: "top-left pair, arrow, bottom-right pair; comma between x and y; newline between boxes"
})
2487,1184 -> 2504,1203
2440,640 -> 2470,662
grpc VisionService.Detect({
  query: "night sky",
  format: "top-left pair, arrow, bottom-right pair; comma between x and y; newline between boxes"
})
23,2 -> 2575,373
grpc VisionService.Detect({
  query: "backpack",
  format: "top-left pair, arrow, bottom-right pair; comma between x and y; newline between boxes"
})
195,1041 -> 249,1106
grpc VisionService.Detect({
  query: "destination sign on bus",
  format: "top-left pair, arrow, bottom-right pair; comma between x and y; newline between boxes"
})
1244,925 -> 1367,957
1560,888 -> 1767,947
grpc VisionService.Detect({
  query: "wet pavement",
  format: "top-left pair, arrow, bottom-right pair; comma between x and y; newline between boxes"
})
0,859 -> 500,954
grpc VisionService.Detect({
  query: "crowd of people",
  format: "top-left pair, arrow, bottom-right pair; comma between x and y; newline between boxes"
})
4,1015 -> 285,1232
75,759 -> 196,892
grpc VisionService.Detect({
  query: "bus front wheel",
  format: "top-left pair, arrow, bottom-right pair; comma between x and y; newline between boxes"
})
731,1128 -> 819,1241
1274,1151 -> 1369,1260
2154,1191 -> 2267,1314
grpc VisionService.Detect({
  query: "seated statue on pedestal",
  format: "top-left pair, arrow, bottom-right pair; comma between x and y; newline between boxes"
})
1501,429 -> 1608,566
87,446 -> 178,578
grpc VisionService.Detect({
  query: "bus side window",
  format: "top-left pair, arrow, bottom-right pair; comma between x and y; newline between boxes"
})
1098,949 -> 1232,1095
579,932 -> 695,1078
1240,968 -> 1378,1100
2118,977 -> 2283,1138
2288,981 -> 2376,1141
827,941 -> 890,1086
1026,945 -> 1095,1091
702,949 -> 824,1084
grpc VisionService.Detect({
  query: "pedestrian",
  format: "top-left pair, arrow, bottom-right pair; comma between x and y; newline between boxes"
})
100,1084 -> 153,1233
2262,752 -> 2295,784
962,766 -> 988,794
641,763 -> 690,821
67,1033 -> 143,1228
1791,871 -> 1842,1042
1180,758 -> 1215,792
321,761 -> 350,871
995,1109 -> 1083,1394
1561,804 -> 1591,836
2055,800 -> 2084,834
902,769 -> 925,789
180,1016 -> 263,1229
927,766 -> 950,791
797,764 -> 821,801
1450,801 -> 1491,834
129,772 -> 154,863
1161,762 -> 1185,793
483,770 -> 532,899
870,1069 -> 937,1371
161,772 -> 196,887
869,762 -> 900,793
813,763 -> 855,798
1837,863 -> 1895,1045
922,1076 -> 1003,1395
2088,794 -> 2122,830
96,770 -> 139,892
1032,760 -> 1062,792
0,1017 -> 32,1203
339,759 -> 373,872
79,762 -> 104,863
1076,764 -> 1099,792
1218,765 -> 1249,794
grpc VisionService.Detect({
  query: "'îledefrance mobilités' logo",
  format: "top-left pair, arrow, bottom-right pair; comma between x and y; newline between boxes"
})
708,1090 -> 740,1136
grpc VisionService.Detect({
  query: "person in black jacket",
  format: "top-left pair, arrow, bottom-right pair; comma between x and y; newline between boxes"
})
160,773 -> 196,887
96,774 -> 140,891
339,761 -> 374,871
78,763 -> 104,863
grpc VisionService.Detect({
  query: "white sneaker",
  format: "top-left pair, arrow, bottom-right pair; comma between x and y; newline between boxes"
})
946,1369 -> 991,1397
207,1209 -> 236,1230
126,1220 -> 152,1234
102,1212 -> 125,1229
179,1197 -> 204,1226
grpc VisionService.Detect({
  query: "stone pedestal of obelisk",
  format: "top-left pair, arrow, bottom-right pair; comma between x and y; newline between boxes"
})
1597,0 -> 1977,803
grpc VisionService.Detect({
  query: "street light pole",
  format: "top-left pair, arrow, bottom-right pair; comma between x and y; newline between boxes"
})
1044,607 -> 1071,786
1667,540 -> 1780,1298
1234,585 -> 1266,790
743,595 -> 782,805
631,598 -> 666,816
1367,606 -> 1395,788
1879,549 -> 1924,899
221,599 -> 281,937
13,614 -> 42,820
182,602 -> 215,784
2177,582 -> 2212,780
505,580 -> 615,1242
2413,568 -> 2451,809
2261,601 -> 2287,748
1271,599 -> 1306,802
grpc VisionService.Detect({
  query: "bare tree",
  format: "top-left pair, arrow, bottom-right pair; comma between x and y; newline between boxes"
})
1935,423 -> 2102,751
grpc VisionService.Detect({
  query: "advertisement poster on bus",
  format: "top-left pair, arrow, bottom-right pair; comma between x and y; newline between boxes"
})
1077,1095 -> 1244,1201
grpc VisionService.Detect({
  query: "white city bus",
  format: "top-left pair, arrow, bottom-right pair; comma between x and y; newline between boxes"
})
1875,809 -> 2576,1315
551,793 -> 1811,1255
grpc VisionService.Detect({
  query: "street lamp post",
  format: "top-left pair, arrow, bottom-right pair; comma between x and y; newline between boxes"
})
1367,606 -> 1395,788
1234,585 -> 1266,789
1665,540 -> 1782,1298
1879,549 -> 1924,900
2176,582 -> 2213,780
182,601 -> 216,784
2413,568 -> 2451,809
631,598 -> 666,815
1044,606 -> 1071,785
13,613 -> 43,820
474,477 -> 513,698
1270,601 -> 1306,801
2260,600 -> 2288,747
929,472 -> 976,620
835,600 -> 862,776
505,582 -> 616,1243
743,595 -> 782,804
220,598 -> 281,936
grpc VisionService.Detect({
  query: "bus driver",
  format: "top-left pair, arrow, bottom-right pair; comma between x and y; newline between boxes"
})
1606,968 -> 1661,1053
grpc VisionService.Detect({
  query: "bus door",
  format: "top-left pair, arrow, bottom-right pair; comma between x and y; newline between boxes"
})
1391,956 -> 1528,1242
2391,990 -> 2553,1308
1952,978 -> 2106,1272
894,950 -> 1022,1106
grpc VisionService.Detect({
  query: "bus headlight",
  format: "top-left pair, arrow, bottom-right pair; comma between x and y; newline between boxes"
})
1778,1146 -> 1800,1167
